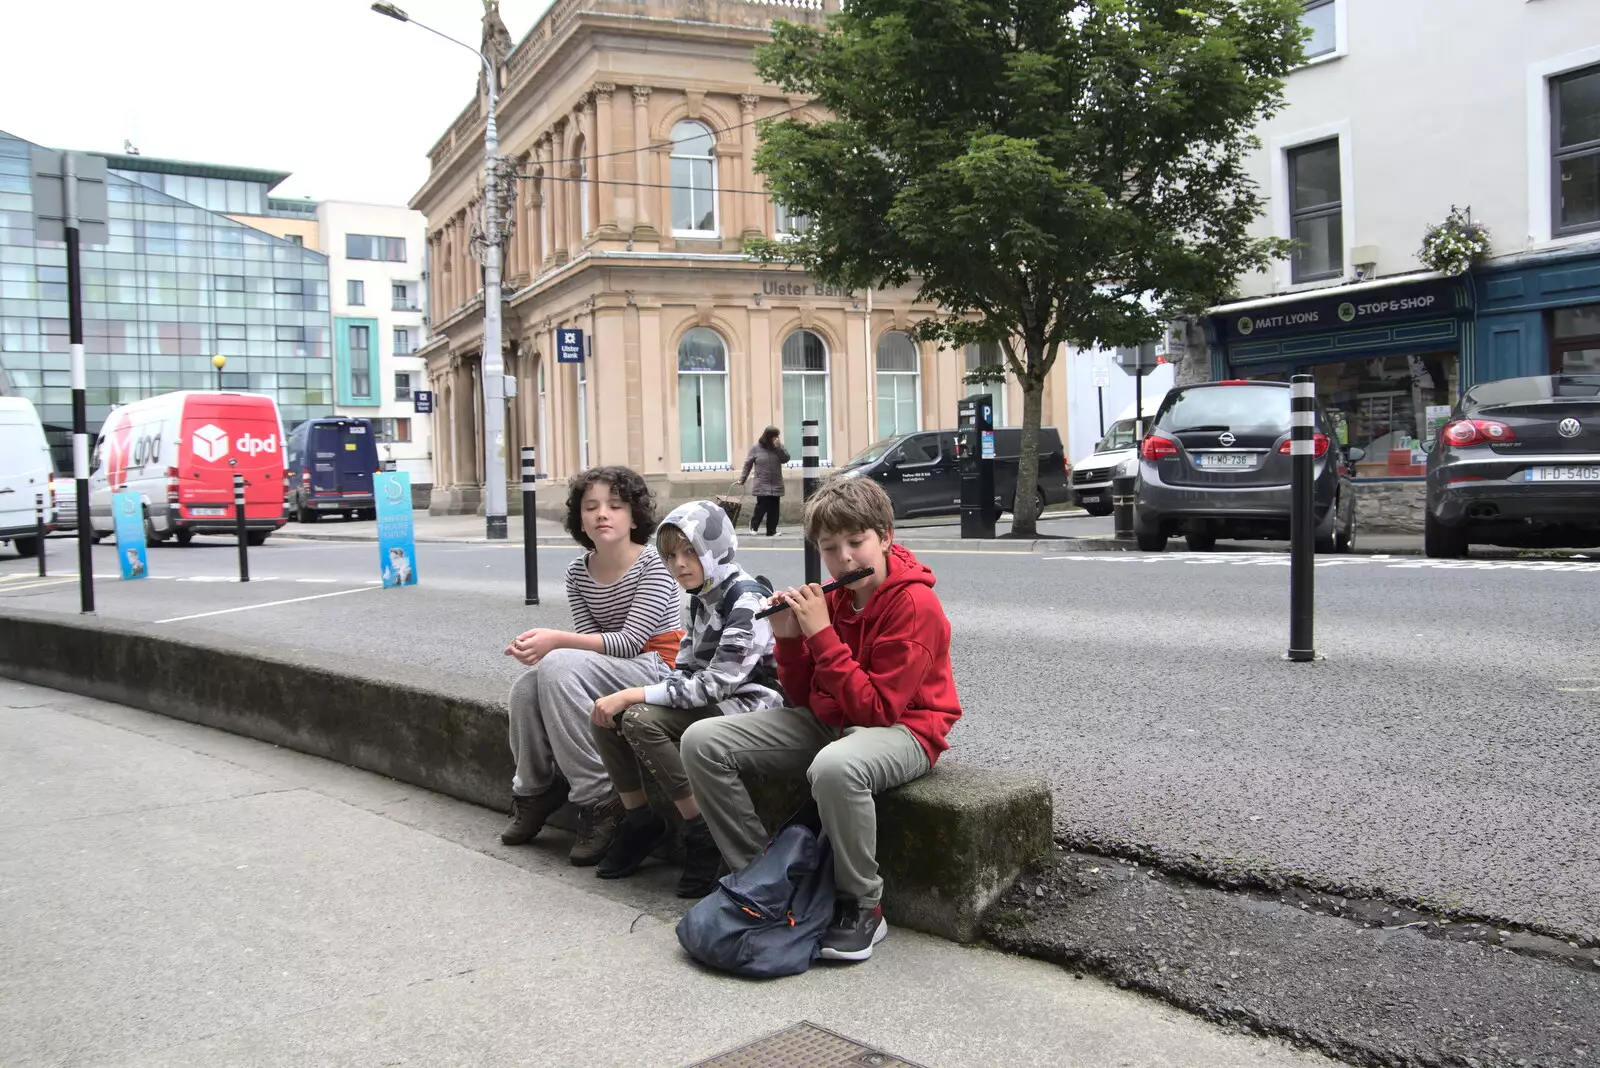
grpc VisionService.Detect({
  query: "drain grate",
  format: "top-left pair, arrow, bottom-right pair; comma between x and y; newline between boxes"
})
686,1021 -> 931,1068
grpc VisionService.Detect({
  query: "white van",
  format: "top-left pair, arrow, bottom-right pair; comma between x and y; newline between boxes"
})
0,397 -> 56,558
88,391 -> 288,546
1068,392 -> 1167,516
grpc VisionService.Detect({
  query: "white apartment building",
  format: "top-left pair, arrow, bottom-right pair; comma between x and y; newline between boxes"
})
318,201 -> 433,488
1202,0 -> 1600,477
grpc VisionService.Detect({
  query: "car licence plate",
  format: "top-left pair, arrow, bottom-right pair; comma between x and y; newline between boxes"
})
1196,453 -> 1256,469
1526,466 -> 1600,482
1079,494 -> 1105,504
190,507 -> 227,517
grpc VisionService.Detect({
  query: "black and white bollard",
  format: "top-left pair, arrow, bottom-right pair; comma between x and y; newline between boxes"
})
802,418 -> 821,586
521,446 -> 539,606
35,492 -> 47,578
233,472 -> 250,583
1111,473 -> 1136,542
1287,374 -> 1316,662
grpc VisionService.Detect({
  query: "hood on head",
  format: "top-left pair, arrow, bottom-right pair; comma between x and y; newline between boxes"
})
657,500 -> 741,595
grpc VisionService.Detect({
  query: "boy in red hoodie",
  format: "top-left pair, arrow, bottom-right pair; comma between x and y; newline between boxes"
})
680,475 -> 961,962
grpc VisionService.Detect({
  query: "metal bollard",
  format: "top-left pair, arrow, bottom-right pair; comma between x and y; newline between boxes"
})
1287,374 -> 1316,662
802,419 -> 821,586
35,492 -> 47,577
233,472 -> 250,583
521,446 -> 539,606
1111,474 -> 1136,541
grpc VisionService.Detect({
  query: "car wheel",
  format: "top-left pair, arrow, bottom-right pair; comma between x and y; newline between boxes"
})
1424,510 -> 1468,559
1336,508 -> 1356,553
298,504 -> 317,523
1184,530 -> 1217,552
1083,502 -> 1113,517
246,530 -> 270,547
90,529 -> 105,545
12,536 -> 39,559
1136,528 -> 1167,552
175,529 -> 194,547
144,509 -> 168,545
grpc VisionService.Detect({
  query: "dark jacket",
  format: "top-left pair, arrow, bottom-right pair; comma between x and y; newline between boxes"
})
740,442 -> 789,497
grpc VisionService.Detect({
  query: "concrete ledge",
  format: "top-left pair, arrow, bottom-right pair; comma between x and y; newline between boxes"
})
0,609 -> 1050,943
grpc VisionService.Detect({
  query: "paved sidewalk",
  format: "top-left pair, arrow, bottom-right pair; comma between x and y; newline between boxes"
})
0,677 -> 1332,1068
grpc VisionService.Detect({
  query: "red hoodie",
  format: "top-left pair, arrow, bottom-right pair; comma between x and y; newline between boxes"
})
773,543 -> 962,765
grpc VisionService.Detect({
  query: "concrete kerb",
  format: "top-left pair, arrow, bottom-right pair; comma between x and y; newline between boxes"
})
0,608 -> 1051,943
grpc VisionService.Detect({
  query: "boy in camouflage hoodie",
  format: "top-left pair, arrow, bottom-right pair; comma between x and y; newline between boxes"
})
589,500 -> 782,897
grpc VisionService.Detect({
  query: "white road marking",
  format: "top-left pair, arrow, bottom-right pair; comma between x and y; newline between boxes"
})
155,585 -> 378,624
1044,553 -> 1600,572
0,578 -> 75,593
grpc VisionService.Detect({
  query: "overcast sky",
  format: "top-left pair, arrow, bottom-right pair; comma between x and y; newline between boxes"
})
1,0 -> 553,206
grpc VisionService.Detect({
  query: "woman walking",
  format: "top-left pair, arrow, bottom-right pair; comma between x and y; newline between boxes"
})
739,425 -> 789,537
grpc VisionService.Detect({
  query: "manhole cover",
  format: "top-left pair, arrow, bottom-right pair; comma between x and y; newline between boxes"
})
686,1021 -> 931,1068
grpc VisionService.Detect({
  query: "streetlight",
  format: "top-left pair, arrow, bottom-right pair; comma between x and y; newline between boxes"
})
212,353 -> 227,391
371,1 -> 508,539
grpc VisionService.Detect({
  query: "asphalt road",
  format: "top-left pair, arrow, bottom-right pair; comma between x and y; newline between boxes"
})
3,529 -> 1597,949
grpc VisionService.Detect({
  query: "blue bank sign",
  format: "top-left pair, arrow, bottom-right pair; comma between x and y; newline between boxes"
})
557,328 -> 584,364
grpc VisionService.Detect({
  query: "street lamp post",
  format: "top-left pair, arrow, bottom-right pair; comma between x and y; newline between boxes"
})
212,353 -> 226,391
372,2 -> 508,539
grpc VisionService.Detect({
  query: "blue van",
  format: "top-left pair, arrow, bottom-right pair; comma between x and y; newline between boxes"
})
286,417 -> 380,522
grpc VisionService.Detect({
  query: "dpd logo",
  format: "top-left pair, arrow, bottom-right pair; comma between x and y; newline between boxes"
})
192,424 -> 230,463
235,432 -> 279,457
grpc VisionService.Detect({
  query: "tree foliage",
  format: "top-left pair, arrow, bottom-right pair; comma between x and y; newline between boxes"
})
750,0 -> 1306,533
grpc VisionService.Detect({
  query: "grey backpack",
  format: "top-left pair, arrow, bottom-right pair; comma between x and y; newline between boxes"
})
675,814 -> 836,978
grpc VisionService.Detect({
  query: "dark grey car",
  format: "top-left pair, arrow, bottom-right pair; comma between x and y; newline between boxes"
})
1424,373 -> 1600,557
1132,380 -> 1359,553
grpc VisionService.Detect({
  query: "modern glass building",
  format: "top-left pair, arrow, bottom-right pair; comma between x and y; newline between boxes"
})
0,130 -> 333,470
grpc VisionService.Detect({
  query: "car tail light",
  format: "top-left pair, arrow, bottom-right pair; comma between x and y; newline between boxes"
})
165,465 -> 181,504
1442,419 -> 1514,447
1140,434 -> 1179,461
48,474 -> 57,510
1277,434 -> 1331,458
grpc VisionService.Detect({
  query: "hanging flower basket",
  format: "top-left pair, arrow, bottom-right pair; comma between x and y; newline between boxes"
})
1419,206 -> 1491,276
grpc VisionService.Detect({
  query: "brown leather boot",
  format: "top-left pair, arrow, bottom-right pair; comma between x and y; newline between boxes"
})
500,779 -> 569,845
568,796 -> 624,866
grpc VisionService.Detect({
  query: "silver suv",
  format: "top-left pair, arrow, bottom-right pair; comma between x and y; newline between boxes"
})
1132,380 -> 1359,553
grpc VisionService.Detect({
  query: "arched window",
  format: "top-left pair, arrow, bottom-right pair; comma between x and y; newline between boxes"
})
781,329 -> 830,463
678,327 -> 730,467
875,331 -> 920,438
965,340 -> 1006,425
670,121 -> 717,236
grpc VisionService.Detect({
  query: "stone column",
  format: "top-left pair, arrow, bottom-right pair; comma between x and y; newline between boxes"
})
739,93 -> 762,240
631,86 -> 657,240
594,83 -> 620,236
551,124 -> 569,264
431,369 -> 452,493
575,96 -> 593,244
536,136 -> 552,270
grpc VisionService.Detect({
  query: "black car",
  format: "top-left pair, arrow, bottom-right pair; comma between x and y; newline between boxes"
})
1133,380 -> 1360,553
1424,373 -> 1600,557
838,426 -> 1073,520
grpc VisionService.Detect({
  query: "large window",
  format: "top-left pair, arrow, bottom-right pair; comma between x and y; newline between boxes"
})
346,234 -> 407,261
782,330 -> 830,462
350,325 -> 372,399
775,201 -> 811,238
876,331 -> 920,438
1301,0 -> 1336,60
1552,303 -> 1600,374
347,279 -> 365,306
1554,64 -> 1600,237
677,327 -> 730,467
394,372 -> 413,402
965,340 -> 1006,424
394,327 -> 413,355
670,121 -> 717,236
1288,139 -> 1343,283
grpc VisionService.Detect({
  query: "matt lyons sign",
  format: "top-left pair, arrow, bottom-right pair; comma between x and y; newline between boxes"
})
1216,278 -> 1460,342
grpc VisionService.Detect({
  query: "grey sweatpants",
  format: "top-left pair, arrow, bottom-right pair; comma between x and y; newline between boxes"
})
508,648 -> 671,807
680,706 -> 930,908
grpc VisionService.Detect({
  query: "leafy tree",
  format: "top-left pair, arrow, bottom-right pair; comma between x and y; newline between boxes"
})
750,0 -> 1305,534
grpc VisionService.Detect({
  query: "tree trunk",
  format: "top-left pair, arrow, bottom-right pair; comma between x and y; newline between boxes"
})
1012,376 -> 1046,537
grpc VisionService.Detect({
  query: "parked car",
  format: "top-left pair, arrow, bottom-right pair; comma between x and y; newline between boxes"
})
838,426 -> 1073,521
50,476 -> 76,531
1070,418 -> 1139,516
0,396 -> 55,558
88,390 -> 288,547
1424,373 -> 1600,557
1132,380 -> 1360,553
286,417 -> 380,522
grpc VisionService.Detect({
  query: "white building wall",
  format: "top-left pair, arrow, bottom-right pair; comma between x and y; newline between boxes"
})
1237,0 -> 1600,299
318,201 -> 433,486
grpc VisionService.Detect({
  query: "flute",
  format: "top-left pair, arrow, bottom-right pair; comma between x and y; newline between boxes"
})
753,568 -> 876,619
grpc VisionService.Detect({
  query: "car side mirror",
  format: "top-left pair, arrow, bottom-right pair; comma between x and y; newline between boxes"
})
884,450 -> 903,468
1346,446 -> 1366,463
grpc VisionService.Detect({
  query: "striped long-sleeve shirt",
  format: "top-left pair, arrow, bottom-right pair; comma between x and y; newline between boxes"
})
565,547 -> 683,659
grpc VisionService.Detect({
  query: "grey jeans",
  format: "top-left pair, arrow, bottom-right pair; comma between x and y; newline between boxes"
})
508,648 -> 671,807
592,702 -> 719,802
680,706 -> 930,908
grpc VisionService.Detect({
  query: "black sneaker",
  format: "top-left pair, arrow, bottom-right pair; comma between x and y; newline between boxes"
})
595,808 -> 668,879
675,820 -> 725,899
819,899 -> 888,961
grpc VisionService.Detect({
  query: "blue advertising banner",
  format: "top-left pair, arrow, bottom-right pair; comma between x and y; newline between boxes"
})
556,327 -> 584,363
111,491 -> 149,580
374,472 -> 417,588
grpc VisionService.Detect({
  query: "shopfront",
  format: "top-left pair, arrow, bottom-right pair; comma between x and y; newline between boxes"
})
1475,244 -> 1600,384
1205,274 -> 1474,479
